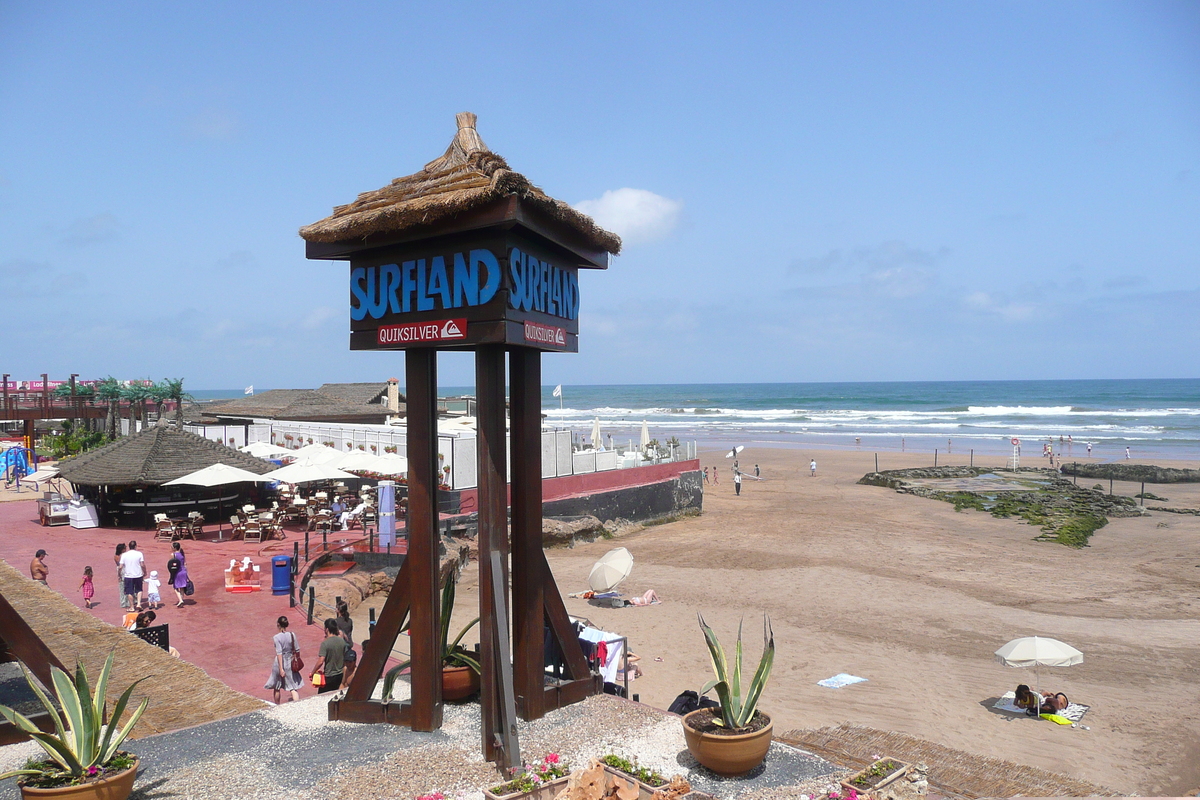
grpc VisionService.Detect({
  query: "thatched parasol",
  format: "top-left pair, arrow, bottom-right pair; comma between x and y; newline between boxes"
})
299,112 -> 622,256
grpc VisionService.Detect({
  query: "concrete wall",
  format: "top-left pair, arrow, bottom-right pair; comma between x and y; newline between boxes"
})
545,467 -> 704,524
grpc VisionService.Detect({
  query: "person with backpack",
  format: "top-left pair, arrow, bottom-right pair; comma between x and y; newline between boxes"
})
264,615 -> 303,704
167,541 -> 190,607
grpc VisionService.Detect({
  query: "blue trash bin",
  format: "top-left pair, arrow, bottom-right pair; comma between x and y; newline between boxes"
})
271,555 -> 293,596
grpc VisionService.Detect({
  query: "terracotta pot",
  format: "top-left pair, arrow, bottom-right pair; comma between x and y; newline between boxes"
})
682,709 -> 773,777
20,758 -> 138,800
441,664 -> 480,701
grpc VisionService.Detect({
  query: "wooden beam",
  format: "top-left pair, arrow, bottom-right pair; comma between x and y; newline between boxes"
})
475,344 -> 509,761
508,348 -> 545,721
541,551 -> 592,681
490,550 -> 522,771
0,591 -> 67,690
327,699 -> 413,726
405,348 -> 443,731
543,676 -> 604,712
340,559 -> 411,702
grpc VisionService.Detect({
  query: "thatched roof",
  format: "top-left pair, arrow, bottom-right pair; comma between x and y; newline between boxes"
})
206,383 -> 398,423
300,112 -> 622,255
0,560 -> 265,736
206,389 -> 311,418
57,424 -> 275,487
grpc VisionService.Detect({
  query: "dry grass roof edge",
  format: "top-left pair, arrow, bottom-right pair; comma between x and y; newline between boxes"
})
299,112 -> 621,255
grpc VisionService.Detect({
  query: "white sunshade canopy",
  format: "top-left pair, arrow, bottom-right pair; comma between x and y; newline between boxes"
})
25,467 -> 61,482
163,462 -> 274,487
262,459 -> 357,484
288,443 -> 344,464
240,441 -> 291,458
994,636 -> 1084,668
588,546 -> 634,593
640,420 -> 650,449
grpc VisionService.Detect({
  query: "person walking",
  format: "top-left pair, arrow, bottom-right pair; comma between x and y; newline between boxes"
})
312,618 -> 345,694
703,467 -> 709,484
79,566 -> 94,608
119,541 -> 146,610
30,550 -> 49,586
733,470 -> 742,496
145,571 -> 162,610
1126,447 -> 1131,460
754,464 -> 760,477
168,541 -> 190,607
810,459 -> 817,477
265,615 -> 303,704
114,543 -> 129,609
712,467 -> 719,485
335,602 -> 357,687
1087,442 -> 1092,457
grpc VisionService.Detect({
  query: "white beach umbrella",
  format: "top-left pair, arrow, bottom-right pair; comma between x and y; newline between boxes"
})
240,441 -> 291,458
640,420 -> 651,451
371,454 -> 409,475
336,450 -> 379,471
262,458 -> 356,484
164,462 -> 274,539
588,547 -> 634,593
591,418 -> 602,450
290,443 -> 343,464
995,636 -> 1083,705
164,462 -> 273,487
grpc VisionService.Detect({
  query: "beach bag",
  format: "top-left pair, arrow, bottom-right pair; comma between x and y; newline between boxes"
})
342,631 -> 357,663
290,633 -> 304,673
668,690 -> 721,716
311,671 -> 325,687
184,578 -> 195,596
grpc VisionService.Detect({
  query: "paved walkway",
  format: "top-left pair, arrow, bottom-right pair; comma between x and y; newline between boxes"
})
0,499 -> 369,702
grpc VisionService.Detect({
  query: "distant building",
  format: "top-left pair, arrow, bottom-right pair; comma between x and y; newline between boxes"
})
204,379 -> 403,425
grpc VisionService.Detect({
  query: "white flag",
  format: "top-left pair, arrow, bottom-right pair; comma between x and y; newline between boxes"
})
244,385 -> 254,395
552,384 -> 562,398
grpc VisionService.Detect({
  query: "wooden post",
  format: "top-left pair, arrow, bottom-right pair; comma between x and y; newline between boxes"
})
1140,481 -> 1145,507
874,453 -> 878,473
509,348 -> 545,722
307,586 -> 315,625
475,344 -> 510,762
934,449 -> 938,467
405,347 -> 443,731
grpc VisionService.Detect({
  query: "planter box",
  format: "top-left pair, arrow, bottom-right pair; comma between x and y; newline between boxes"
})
484,766 -> 713,800
840,757 -> 912,796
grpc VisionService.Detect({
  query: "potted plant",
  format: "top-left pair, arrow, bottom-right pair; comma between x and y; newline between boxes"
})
382,577 -> 481,702
485,754 -> 569,800
841,758 -> 911,795
598,754 -> 667,791
680,614 -> 775,777
0,653 -> 148,800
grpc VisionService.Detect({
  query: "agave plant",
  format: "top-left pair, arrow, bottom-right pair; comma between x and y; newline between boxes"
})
382,576 -> 480,701
0,652 -> 148,784
697,613 -> 775,730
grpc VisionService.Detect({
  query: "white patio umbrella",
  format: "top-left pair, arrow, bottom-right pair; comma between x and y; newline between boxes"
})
591,418 -> 602,449
371,454 -> 409,475
588,547 -> 634,592
164,462 -> 274,539
240,441 -> 291,458
995,636 -> 1083,706
640,420 -> 651,451
262,458 -> 356,484
336,450 -> 379,471
290,443 -> 343,464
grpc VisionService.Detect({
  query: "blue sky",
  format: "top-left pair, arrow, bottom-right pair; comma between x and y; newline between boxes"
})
1,1 -> 1197,391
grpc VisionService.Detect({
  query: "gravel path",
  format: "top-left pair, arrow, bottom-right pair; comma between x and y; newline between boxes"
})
0,683 -> 841,800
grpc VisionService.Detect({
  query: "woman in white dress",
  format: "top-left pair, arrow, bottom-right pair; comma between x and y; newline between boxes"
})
264,615 -> 303,703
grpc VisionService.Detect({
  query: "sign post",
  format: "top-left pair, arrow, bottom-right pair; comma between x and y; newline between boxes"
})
304,113 -> 619,768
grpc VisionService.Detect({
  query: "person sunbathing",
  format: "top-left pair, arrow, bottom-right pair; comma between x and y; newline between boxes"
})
1015,684 -> 1068,714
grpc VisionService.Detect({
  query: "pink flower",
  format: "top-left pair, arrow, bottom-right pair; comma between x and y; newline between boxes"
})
544,753 -> 560,764
86,767 -> 100,776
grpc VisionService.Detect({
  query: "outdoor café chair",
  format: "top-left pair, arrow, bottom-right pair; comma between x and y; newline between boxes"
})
243,520 -> 264,544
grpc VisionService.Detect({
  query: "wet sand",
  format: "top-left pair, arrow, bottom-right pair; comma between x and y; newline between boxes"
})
454,446 -> 1200,795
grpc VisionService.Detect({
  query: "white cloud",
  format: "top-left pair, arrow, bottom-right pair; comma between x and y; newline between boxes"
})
574,188 -> 681,246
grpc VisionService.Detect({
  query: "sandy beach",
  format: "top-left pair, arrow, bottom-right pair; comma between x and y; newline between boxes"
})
451,445 -> 1200,795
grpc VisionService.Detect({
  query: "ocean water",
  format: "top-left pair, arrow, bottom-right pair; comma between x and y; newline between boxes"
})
532,379 -> 1200,461
196,380 -> 1200,461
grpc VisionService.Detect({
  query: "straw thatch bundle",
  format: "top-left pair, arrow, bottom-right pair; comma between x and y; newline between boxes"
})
57,424 -> 275,487
779,724 -> 1118,798
0,561 -> 265,736
300,112 -> 622,255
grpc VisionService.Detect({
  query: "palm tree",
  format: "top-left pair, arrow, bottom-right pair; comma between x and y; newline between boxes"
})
157,378 -> 193,427
121,381 -> 152,435
95,377 -> 122,439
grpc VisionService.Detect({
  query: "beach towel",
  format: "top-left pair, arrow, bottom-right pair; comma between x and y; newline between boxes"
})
818,673 -> 867,689
994,692 -> 1090,722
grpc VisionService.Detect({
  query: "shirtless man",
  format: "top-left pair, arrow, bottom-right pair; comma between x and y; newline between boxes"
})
30,549 -> 48,586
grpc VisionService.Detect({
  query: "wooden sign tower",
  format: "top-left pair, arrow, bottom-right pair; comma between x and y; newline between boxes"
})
301,113 -> 621,768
